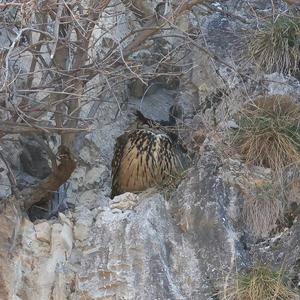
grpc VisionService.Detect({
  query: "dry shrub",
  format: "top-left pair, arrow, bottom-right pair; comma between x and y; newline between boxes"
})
234,95 -> 300,172
241,182 -> 283,238
285,175 -> 300,207
158,170 -> 187,200
249,15 -> 300,74
223,266 -> 300,300
281,163 -> 300,201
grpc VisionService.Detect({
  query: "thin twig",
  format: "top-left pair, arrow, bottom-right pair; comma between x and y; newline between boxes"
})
0,121 -> 91,134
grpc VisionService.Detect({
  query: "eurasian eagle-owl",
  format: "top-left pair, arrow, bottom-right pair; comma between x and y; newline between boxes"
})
111,105 -> 186,198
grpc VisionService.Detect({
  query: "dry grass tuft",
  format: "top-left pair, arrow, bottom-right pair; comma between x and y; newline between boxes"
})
222,266 -> 300,300
249,15 -> 300,74
158,170 -> 187,199
241,181 -> 283,238
233,95 -> 300,172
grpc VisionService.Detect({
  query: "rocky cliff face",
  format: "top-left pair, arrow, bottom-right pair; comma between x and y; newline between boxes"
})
1,0 -> 300,299
0,140 -> 249,300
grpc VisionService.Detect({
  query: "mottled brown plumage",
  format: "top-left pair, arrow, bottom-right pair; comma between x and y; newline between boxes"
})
111,106 -> 184,198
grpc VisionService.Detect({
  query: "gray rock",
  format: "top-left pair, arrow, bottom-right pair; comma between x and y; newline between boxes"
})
1,1 -> 300,299
72,146 -> 250,299
19,136 -> 51,179
0,159 -> 11,199
252,221 -> 300,291
264,73 -> 300,96
78,189 -> 110,210
85,165 -> 110,187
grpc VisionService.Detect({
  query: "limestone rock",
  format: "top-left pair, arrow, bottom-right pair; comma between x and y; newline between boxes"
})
71,146 -> 250,299
69,166 -> 86,191
74,207 -> 94,242
78,189 -> 110,210
264,73 -> 300,96
0,159 -> 11,199
1,0 -> 300,299
0,204 -> 74,300
85,165 -> 109,187
35,222 -> 51,243
110,192 -> 140,211
252,220 -> 300,289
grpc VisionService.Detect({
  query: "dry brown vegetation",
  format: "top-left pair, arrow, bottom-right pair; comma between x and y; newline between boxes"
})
158,169 -> 187,200
233,95 -> 300,172
241,181 -> 283,238
248,15 -> 300,74
222,266 -> 300,300
232,95 -> 300,239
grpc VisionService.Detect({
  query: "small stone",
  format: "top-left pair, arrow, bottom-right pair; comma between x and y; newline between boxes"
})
0,160 -> 11,199
85,165 -> 109,186
79,146 -> 100,165
58,213 -> 73,227
74,223 -> 89,242
110,192 -> 140,211
35,222 -> 51,243
78,189 -> 108,209
227,120 -> 238,129
51,223 -> 63,249
61,223 -> 73,255
219,120 -> 238,130
70,167 -> 86,191
74,208 -> 94,242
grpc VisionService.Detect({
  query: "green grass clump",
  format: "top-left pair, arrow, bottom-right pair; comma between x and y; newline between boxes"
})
233,95 -> 300,172
223,266 -> 300,300
249,15 -> 300,74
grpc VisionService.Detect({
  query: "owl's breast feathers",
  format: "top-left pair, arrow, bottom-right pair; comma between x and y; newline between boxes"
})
111,127 -> 184,198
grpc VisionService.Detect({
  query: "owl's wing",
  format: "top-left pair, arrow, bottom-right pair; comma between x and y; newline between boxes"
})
111,132 -> 129,197
112,133 -> 129,178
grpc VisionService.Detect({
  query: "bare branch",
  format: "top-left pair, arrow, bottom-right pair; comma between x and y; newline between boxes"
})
0,121 -> 91,134
21,146 -> 76,210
